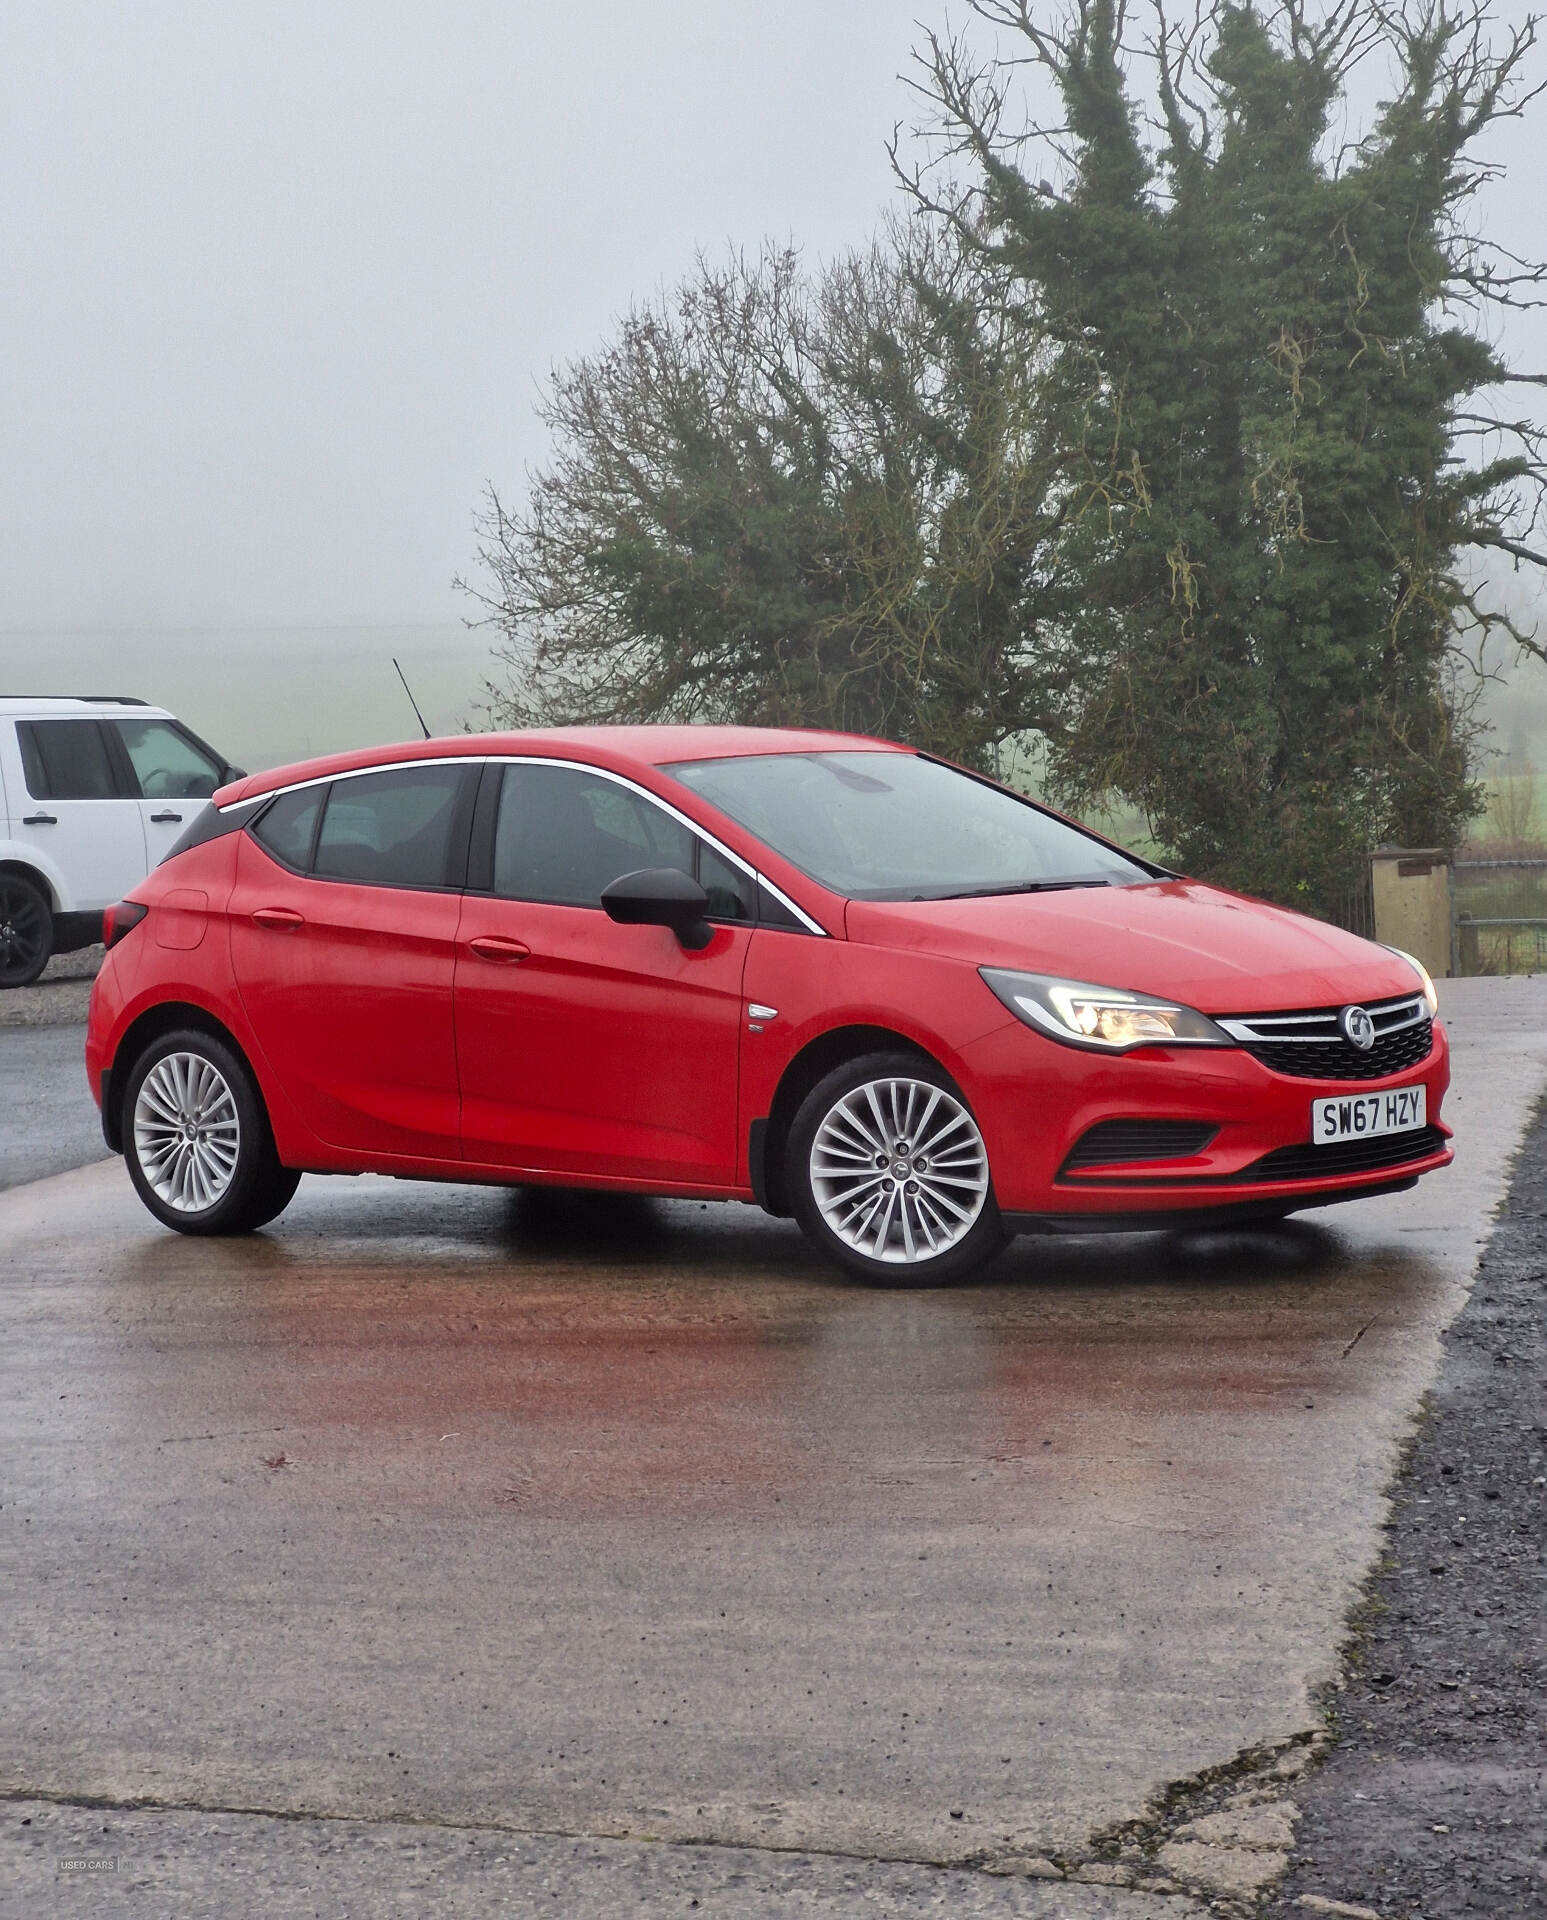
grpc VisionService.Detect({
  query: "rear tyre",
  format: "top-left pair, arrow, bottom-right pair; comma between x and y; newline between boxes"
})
0,874 -> 54,988
122,1029 -> 299,1235
787,1052 -> 1008,1287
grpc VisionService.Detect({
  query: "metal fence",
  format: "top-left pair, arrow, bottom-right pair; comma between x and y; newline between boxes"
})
1452,857 -> 1547,976
1323,867 -> 1376,941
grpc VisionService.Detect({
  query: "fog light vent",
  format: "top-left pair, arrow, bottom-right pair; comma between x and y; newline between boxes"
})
1060,1119 -> 1217,1174
1234,1125 -> 1447,1183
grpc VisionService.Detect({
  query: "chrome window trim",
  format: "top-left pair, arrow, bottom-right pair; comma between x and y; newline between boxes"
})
222,753 -> 829,937
217,754 -> 486,811
1217,994 -> 1427,1045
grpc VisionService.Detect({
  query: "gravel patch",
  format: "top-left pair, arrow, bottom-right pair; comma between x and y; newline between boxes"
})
1262,1100 -> 1547,1918
0,946 -> 101,1029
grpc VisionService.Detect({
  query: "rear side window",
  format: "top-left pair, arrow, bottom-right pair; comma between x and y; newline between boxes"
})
16,720 -> 120,800
250,787 -> 325,871
313,766 -> 466,890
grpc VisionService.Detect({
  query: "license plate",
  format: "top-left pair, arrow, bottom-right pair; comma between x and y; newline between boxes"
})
1312,1085 -> 1426,1145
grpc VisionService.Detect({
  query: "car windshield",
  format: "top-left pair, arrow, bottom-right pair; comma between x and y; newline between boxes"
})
664,751 -> 1156,901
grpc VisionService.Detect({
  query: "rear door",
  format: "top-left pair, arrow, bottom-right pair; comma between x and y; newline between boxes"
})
11,718 -> 147,909
229,762 -> 474,1160
454,760 -> 751,1185
108,716 -> 229,867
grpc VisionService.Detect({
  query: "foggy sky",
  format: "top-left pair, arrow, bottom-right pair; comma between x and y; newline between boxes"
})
3,0 -> 1544,636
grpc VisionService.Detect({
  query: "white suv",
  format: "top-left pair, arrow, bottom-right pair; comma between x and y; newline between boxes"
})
0,695 -> 241,986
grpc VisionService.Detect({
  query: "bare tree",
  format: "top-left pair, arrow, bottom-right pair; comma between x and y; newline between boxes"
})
464,222 -> 1091,771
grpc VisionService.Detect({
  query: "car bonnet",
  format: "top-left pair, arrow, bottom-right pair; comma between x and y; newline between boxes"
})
844,879 -> 1423,1017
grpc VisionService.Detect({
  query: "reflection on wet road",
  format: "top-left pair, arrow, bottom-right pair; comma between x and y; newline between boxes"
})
3,978 -> 1545,1869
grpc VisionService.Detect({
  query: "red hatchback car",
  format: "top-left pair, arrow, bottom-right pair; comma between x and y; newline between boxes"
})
85,726 -> 1451,1284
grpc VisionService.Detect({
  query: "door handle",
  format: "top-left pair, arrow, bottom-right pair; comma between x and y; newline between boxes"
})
468,935 -> 531,964
252,907 -> 305,932
22,813 -> 57,826
150,811 -> 184,824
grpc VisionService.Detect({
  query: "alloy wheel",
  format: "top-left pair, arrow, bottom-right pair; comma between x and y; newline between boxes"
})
809,1075 -> 990,1264
132,1050 -> 243,1213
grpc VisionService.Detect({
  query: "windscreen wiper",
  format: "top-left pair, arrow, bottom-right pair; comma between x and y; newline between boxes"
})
918,877 -> 1119,901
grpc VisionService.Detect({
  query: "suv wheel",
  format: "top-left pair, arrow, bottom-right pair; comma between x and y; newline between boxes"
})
787,1053 -> 1008,1286
0,874 -> 53,987
123,1030 -> 301,1235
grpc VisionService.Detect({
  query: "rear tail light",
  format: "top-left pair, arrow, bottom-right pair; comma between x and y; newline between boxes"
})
102,900 -> 149,951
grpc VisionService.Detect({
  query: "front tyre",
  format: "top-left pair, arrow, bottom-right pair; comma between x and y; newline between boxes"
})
787,1053 -> 1008,1286
123,1029 -> 300,1235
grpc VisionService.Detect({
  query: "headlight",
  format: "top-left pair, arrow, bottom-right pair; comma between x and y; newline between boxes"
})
1383,945 -> 1439,1017
980,968 -> 1233,1052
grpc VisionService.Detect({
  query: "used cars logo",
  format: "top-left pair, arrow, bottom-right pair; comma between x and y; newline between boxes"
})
1340,1005 -> 1377,1051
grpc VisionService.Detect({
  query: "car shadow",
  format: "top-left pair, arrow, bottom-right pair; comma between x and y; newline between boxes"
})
982,1213 -> 1353,1295
117,1178 -> 1367,1304
491,1186 -> 1355,1295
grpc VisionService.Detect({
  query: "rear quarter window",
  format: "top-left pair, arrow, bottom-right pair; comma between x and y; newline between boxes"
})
250,787 -> 326,871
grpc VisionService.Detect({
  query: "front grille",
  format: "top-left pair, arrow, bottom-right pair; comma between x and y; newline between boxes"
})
1234,1125 -> 1447,1183
1061,1119 -> 1218,1173
1219,993 -> 1433,1082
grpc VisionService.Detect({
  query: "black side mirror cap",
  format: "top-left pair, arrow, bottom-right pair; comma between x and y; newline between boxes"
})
601,867 -> 713,949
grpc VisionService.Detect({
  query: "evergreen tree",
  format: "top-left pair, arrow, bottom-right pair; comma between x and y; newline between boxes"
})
909,0 -> 1546,908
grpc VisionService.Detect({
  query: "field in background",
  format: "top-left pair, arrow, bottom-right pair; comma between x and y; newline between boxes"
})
0,626 -> 488,774
3,622 -> 1544,859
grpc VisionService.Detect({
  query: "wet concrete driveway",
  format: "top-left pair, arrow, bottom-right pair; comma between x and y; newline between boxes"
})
4,978 -> 1545,1896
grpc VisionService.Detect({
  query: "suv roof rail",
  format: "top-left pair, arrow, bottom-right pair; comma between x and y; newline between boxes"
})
1,693 -> 150,705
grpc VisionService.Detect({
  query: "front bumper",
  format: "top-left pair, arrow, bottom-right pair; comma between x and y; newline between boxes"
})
958,1013 -> 1452,1221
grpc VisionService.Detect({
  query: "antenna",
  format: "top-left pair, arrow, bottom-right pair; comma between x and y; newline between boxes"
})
392,657 -> 431,740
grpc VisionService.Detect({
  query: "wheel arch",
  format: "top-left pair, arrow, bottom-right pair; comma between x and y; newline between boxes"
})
0,857 -> 60,911
103,1002 -> 259,1154
755,1023 -> 943,1216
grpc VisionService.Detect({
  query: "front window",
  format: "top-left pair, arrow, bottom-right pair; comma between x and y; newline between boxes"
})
665,751 -> 1155,901
113,719 -> 224,799
490,763 -> 761,919
493,763 -> 697,906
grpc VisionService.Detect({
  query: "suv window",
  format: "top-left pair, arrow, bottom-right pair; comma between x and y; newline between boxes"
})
250,787 -> 325,870
113,718 -> 224,799
16,719 -> 120,800
493,764 -> 698,907
313,766 -> 465,890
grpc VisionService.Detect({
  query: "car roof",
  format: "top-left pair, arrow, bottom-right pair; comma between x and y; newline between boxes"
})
217,724 -> 908,806
0,694 -> 172,718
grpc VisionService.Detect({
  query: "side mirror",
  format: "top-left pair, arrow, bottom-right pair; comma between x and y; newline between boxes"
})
223,765 -> 247,781
601,867 -> 713,950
